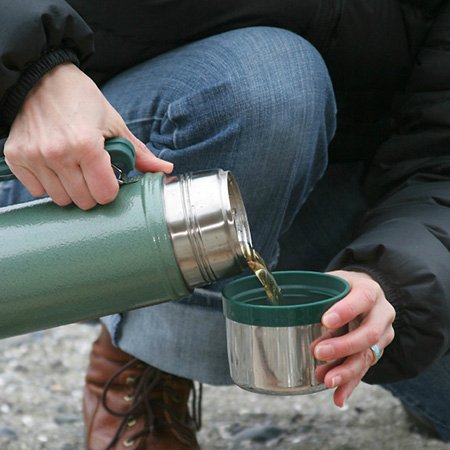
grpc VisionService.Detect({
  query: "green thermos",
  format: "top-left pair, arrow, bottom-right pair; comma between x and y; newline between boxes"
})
0,138 -> 252,338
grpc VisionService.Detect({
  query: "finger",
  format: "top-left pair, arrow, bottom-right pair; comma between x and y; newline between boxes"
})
329,345 -> 387,407
32,166 -> 72,206
56,165 -> 97,210
315,359 -> 342,383
314,307 -> 394,362
321,329 -> 394,396
136,145 -> 174,174
315,330 -> 391,385
4,163 -> 46,198
310,327 -> 347,360
106,107 -> 174,174
39,135 -> 117,206
126,133 -> 174,174
333,376 -> 362,408
321,277 -> 380,329
311,328 -> 339,350
80,146 -> 119,205
314,320 -> 378,362
323,348 -> 373,390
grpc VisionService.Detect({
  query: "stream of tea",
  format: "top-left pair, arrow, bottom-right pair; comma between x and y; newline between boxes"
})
242,243 -> 284,305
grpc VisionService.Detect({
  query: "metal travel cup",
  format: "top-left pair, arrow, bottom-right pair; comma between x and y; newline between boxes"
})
222,271 -> 350,395
0,138 -> 252,338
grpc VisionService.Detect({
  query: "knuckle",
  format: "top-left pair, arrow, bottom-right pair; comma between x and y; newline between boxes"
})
43,145 -> 66,163
343,301 -> 358,319
366,326 -> 381,345
3,143 -> 18,159
341,339 -> 356,356
386,327 -> 395,345
388,304 -> 396,323
76,135 -> 103,159
345,363 -> 360,380
5,144 -> 37,164
358,285 -> 377,308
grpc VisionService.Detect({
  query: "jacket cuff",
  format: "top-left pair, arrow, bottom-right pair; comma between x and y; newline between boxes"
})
337,264 -> 403,308
0,48 -> 80,127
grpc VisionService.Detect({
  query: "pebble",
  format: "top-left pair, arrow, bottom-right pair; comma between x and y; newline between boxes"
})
231,424 -> 285,444
21,415 -> 34,427
1,403 -> 11,413
54,414 -> 80,425
0,323 -> 449,450
0,426 -> 18,440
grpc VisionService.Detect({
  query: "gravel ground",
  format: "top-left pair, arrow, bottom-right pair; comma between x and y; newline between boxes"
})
0,323 -> 449,450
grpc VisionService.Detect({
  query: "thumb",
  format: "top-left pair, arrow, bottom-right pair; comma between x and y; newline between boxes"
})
124,130 -> 173,174
105,105 -> 174,174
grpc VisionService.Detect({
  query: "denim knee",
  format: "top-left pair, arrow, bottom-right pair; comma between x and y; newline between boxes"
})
216,26 -> 336,142
102,26 -> 336,262
158,27 -> 336,171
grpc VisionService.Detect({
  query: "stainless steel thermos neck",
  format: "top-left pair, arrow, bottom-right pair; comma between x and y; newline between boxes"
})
164,170 -> 251,288
0,168 -> 252,339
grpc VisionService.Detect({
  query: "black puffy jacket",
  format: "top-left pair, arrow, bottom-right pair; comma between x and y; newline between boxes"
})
1,0 -> 450,384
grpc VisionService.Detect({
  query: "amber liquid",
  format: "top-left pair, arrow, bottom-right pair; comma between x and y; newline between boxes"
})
242,243 -> 284,306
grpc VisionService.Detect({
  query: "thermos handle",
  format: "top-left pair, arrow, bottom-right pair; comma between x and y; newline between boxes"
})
0,137 -> 136,182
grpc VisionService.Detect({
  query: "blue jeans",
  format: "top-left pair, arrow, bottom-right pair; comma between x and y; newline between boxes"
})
1,27 -> 449,442
382,357 -> 450,441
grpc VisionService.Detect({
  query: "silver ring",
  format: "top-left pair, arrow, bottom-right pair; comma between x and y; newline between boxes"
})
370,344 -> 382,366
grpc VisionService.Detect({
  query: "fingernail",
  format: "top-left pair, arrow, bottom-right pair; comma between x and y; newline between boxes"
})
339,400 -> 349,411
315,344 -> 334,360
162,161 -> 174,173
323,312 -> 340,328
331,376 -> 342,388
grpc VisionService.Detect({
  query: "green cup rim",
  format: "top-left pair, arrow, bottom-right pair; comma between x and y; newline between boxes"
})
222,270 -> 350,327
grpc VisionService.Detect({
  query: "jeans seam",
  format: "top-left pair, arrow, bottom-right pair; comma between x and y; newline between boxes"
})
166,103 -> 179,149
125,116 -> 170,156
126,116 -> 164,126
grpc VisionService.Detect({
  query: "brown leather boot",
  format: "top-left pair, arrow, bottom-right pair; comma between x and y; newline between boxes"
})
83,325 -> 201,450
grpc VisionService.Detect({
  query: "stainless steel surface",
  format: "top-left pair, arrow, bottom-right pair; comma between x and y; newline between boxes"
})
226,319 -> 333,395
111,163 -> 127,185
163,169 -> 252,289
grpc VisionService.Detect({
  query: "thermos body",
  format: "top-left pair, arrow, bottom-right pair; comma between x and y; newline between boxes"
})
0,170 -> 251,338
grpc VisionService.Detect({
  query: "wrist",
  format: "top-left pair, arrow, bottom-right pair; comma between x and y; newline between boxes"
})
0,48 -> 80,127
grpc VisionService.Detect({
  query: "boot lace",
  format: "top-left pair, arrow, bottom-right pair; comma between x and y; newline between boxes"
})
101,359 -> 202,449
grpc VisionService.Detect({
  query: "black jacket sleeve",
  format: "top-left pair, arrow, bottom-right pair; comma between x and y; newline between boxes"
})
0,0 -> 94,131
328,2 -> 450,383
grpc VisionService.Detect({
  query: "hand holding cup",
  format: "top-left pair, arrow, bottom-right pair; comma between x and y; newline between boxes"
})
312,270 -> 396,407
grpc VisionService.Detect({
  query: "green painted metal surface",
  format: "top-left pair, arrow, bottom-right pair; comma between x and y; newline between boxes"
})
0,173 -> 191,338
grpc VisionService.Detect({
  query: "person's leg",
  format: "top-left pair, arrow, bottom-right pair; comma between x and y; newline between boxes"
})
99,26 -> 336,385
382,353 -> 450,441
